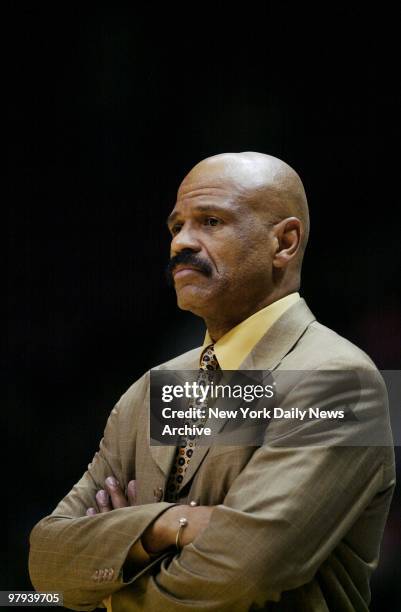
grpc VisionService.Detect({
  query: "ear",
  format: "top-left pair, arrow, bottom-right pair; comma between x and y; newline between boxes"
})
272,217 -> 301,269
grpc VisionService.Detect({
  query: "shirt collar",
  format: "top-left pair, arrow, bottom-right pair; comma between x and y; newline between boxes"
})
202,293 -> 301,370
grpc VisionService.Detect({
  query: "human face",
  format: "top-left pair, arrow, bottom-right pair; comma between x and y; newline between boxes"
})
167,175 -> 275,324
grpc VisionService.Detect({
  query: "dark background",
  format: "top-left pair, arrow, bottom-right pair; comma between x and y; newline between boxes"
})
6,5 -> 400,610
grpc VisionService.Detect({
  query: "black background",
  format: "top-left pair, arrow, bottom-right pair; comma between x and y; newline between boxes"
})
6,5 -> 401,610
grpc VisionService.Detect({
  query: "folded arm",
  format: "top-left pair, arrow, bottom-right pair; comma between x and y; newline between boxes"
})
29,373 -> 215,611
29,366 -> 394,611
28,375 -> 176,610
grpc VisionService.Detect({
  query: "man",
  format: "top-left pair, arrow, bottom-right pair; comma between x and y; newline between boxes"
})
29,152 -> 395,611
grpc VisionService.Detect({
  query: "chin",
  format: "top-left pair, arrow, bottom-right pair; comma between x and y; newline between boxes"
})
175,286 -> 212,316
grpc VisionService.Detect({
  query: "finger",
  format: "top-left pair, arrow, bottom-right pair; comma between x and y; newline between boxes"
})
104,476 -> 129,509
96,489 -> 112,513
86,507 -> 97,516
127,480 -> 137,506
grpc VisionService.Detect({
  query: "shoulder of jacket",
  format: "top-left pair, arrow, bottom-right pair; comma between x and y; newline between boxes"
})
116,346 -> 202,407
285,319 -> 380,373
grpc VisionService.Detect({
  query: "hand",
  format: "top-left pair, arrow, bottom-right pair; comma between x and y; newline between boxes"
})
86,478 -> 215,557
142,504 -> 215,554
86,477 -> 137,515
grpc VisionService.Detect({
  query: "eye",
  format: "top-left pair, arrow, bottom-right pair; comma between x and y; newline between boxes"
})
170,223 -> 182,236
204,217 -> 220,227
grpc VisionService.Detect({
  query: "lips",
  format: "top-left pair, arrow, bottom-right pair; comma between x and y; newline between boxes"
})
173,265 -> 202,279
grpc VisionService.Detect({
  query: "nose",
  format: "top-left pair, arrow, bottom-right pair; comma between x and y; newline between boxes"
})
170,224 -> 202,257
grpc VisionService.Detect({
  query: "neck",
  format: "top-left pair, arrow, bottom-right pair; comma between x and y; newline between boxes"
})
204,289 -> 290,342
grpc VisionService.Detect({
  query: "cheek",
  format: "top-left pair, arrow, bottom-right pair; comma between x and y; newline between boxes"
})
212,232 -> 251,263
218,234 -> 269,265
207,225 -> 273,280
219,239 -> 273,283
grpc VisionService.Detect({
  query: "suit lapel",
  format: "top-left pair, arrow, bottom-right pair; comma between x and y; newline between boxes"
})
149,299 -> 316,486
239,298 -> 315,371
149,347 -> 201,477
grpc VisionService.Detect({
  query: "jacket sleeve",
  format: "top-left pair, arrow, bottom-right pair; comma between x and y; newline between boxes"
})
28,373 -> 177,611
108,364 -> 395,611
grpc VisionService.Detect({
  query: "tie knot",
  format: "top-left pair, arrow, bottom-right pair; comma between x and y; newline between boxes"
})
200,344 -> 219,371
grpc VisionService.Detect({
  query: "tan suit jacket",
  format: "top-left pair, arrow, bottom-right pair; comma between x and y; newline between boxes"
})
29,299 -> 395,611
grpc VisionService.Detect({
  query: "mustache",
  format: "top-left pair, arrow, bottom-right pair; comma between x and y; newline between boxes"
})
165,250 -> 213,286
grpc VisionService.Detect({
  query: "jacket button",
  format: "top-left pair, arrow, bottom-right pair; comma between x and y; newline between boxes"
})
153,487 -> 163,501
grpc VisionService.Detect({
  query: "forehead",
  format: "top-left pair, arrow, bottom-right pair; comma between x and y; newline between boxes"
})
170,174 -> 245,215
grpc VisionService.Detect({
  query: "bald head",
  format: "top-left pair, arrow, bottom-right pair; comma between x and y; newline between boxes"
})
180,152 -> 309,253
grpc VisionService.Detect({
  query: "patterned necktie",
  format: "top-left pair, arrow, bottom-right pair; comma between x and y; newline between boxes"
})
165,344 -> 220,502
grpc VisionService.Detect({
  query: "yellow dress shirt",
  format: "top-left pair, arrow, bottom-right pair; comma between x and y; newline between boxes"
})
203,292 -> 300,369
104,292 -> 300,610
